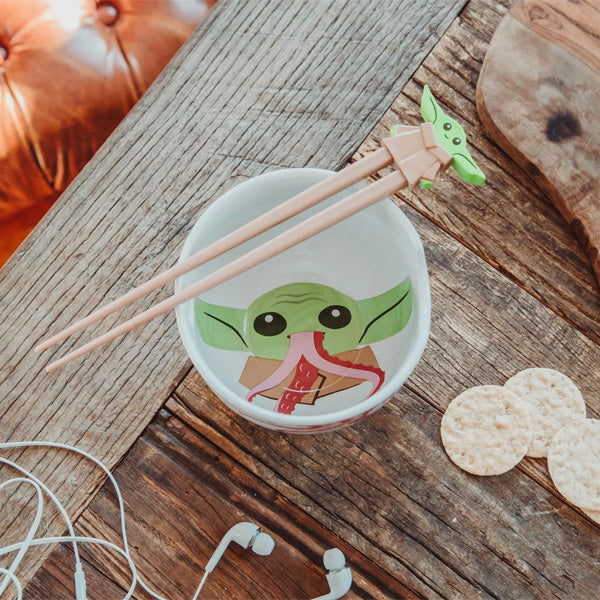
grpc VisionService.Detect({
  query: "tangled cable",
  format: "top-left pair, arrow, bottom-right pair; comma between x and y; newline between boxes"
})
0,441 -> 352,600
0,441 -> 208,600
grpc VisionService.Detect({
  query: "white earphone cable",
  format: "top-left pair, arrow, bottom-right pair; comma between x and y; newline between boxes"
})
0,458 -> 86,598
193,570 -> 210,600
0,567 -> 22,600
0,441 -> 207,600
0,535 -> 138,599
0,456 -> 82,565
0,478 -> 43,597
0,441 -> 351,600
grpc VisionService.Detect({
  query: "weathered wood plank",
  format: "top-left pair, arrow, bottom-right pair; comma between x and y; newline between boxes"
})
354,0 -> 600,343
26,545 -> 127,600
173,384 -> 600,599
173,198 -> 600,598
25,409 -> 422,600
0,0 -> 467,591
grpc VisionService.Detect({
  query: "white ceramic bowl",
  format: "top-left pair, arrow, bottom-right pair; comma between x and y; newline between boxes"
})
176,168 -> 430,433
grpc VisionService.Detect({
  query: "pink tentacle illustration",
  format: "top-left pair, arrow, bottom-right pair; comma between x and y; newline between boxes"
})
246,331 -> 385,413
275,354 -> 320,414
245,337 -> 304,402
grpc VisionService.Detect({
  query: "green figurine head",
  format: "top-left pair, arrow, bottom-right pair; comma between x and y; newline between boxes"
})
420,85 -> 485,186
195,280 -> 412,360
390,85 -> 485,188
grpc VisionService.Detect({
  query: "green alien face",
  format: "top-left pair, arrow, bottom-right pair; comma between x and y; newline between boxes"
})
420,85 -> 485,186
195,280 -> 412,360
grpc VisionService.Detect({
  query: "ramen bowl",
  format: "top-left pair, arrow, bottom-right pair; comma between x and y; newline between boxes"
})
175,168 -> 430,433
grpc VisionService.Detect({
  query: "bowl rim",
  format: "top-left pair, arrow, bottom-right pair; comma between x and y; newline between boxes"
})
175,167 -> 431,429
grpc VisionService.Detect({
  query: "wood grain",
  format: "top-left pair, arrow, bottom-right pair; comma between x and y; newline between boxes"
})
477,0 -> 600,285
512,0 -> 600,73
27,1 -> 600,597
26,545 -> 127,600
0,0 -> 468,592
27,409 -> 421,600
354,0 -> 600,343
170,198 -> 600,598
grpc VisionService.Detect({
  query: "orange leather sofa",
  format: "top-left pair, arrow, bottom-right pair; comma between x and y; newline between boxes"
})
0,0 -> 216,267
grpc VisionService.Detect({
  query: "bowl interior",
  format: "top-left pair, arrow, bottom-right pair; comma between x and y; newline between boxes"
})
176,168 -> 430,427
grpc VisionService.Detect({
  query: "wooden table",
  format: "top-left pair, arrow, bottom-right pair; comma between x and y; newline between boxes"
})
1,0 -> 599,598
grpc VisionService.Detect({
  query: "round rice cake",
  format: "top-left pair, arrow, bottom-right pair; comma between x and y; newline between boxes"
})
505,368 -> 585,458
441,385 -> 533,476
548,419 -> 600,511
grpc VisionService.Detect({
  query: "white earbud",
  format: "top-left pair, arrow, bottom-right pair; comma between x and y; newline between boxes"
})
204,522 -> 274,574
312,548 -> 352,600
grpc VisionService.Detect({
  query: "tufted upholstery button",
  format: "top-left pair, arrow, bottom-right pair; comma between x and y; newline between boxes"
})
98,2 -> 119,26
0,45 -> 7,66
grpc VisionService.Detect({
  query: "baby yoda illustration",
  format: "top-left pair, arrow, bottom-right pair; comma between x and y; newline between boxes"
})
196,280 -> 412,414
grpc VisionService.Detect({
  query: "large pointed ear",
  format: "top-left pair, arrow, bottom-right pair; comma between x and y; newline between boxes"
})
357,278 -> 413,345
452,153 -> 486,186
420,85 -> 439,124
195,299 -> 248,351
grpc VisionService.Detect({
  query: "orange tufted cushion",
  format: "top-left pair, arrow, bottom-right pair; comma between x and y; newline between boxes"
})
0,0 -> 216,266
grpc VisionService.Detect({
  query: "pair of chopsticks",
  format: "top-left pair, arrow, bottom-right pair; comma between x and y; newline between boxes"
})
37,87 -> 485,372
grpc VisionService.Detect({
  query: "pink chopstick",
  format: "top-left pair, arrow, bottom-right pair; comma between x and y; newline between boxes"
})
36,148 -> 392,354
45,171 -> 405,372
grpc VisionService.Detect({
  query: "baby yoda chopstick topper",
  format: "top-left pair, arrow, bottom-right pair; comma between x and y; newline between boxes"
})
389,85 -> 485,189
196,281 -> 412,414
418,85 -> 485,186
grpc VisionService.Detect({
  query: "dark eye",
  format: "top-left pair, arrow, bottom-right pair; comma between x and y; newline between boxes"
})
452,137 -> 461,145
253,312 -> 286,336
318,305 -> 351,329
443,122 -> 452,131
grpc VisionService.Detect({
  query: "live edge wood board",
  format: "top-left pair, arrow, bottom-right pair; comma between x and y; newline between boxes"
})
477,0 -> 600,286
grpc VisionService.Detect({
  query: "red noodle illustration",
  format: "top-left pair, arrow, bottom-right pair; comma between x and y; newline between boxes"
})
246,331 -> 384,413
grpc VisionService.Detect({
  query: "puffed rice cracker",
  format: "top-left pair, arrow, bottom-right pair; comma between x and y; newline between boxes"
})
505,368 -> 585,458
547,419 -> 600,511
441,385 -> 533,476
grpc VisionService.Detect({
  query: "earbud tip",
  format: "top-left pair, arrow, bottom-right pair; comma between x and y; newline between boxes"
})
251,532 -> 275,556
323,548 -> 345,571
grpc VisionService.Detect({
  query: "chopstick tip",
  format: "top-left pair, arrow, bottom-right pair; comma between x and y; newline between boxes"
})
45,361 -> 60,373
